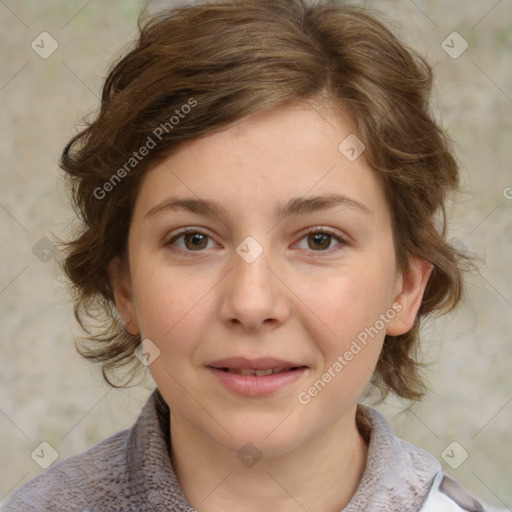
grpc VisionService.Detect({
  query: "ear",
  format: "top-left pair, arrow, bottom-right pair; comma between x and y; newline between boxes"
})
108,256 -> 140,336
386,257 -> 433,336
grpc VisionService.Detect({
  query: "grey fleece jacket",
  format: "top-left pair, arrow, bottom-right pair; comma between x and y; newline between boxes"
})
2,389 -> 506,512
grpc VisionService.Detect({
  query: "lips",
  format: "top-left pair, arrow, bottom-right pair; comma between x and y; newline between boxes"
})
206,357 -> 308,396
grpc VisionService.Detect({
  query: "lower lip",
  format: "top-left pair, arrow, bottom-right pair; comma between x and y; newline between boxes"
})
207,367 -> 307,396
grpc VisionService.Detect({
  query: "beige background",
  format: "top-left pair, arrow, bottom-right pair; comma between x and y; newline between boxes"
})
0,0 -> 510,508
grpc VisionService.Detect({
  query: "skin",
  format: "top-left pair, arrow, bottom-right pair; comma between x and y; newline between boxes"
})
111,101 -> 432,512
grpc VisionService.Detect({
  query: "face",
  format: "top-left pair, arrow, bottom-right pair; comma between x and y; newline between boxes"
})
112,102 -> 430,457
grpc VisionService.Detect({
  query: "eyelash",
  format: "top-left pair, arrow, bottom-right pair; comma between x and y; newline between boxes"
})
165,226 -> 347,256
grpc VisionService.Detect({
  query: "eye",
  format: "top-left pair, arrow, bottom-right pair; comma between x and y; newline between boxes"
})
166,228 -> 218,252
165,227 -> 346,255
295,227 -> 346,253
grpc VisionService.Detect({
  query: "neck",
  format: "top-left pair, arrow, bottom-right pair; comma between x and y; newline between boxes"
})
169,406 -> 368,512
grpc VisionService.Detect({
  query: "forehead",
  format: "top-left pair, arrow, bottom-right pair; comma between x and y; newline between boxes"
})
133,103 -> 390,226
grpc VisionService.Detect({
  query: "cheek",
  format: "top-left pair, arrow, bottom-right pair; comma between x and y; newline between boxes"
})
132,264 -> 211,352
298,261 -> 396,349
300,271 -> 394,404
134,267 -> 215,401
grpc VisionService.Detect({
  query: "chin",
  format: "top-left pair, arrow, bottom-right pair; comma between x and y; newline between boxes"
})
210,415 -> 311,459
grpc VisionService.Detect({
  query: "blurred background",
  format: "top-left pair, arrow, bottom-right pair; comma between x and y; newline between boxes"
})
0,0 -> 510,508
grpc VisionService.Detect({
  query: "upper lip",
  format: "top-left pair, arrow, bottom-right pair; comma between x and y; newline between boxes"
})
207,357 -> 306,370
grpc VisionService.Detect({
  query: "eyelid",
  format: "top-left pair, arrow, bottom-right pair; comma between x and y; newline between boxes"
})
166,226 -> 212,239
300,226 -> 347,240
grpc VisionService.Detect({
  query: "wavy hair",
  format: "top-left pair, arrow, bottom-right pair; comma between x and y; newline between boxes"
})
58,0 -> 472,399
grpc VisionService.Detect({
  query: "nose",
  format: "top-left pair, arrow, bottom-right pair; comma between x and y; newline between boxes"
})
218,239 -> 290,332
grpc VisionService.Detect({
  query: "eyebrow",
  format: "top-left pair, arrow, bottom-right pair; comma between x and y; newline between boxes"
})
144,193 -> 373,223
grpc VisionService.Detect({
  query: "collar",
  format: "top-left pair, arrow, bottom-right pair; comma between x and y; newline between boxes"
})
343,404 -> 441,511
125,388 -> 195,510
125,389 -> 441,511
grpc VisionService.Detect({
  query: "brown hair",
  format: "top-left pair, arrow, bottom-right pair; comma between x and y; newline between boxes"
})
58,0 -> 470,400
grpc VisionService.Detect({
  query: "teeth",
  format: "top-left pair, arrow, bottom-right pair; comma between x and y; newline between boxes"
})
255,369 -> 274,376
227,367 -> 288,376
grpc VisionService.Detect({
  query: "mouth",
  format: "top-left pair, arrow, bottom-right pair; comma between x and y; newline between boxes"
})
213,366 -> 303,376
207,356 -> 306,370
206,357 -> 309,396
217,366 -> 305,377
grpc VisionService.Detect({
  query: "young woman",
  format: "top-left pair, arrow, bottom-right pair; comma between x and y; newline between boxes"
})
3,1 -> 506,511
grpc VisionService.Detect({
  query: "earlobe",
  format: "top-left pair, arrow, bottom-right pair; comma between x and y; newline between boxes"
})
108,256 -> 140,336
386,257 -> 433,336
